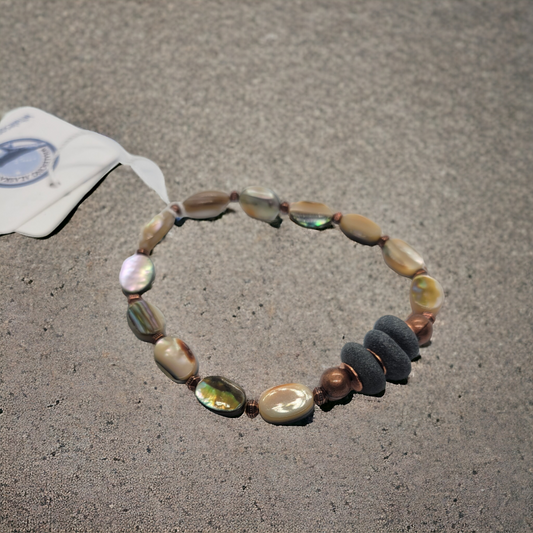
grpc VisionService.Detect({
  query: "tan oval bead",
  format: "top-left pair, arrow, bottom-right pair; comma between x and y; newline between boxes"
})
182,191 -> 230,219
340,214 -> 382,246
410,275 -> 444,316
154,337 -> 199,383
138,209 -> 175,253
258,383 -> 314,425
382,238 -> 426,277
289,201 -> 333,230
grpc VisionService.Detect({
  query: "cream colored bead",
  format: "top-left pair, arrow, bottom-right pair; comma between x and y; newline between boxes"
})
182,191 -> 230,219
154,337 -> 199,383
138,209 -> 175,253
339,214 -> 382,245
382,238 -> 426,277
258,383 -> 314,425
410,274 -> 444,316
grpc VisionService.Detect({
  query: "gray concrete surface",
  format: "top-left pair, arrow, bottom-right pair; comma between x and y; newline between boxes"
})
1,1 -> 532,531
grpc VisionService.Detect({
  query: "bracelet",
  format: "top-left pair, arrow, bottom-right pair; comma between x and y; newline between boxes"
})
119,186 -> 444,425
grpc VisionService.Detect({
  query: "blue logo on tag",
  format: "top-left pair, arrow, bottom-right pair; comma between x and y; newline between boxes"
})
0,138 -> 58,187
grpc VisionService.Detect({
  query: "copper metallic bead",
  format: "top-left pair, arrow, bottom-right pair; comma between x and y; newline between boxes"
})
405,314 -> 434,346
186,375 -> 202,391
280,201 -> 290,214
339,362 -> 363,393
367,348 -> 387,375
332,212 -> 343,224
245,400 -> 259,418
378,235 -> 390,248
313,387 -> 328,406
136,248 -> 150,256
127,294 -> 142,304
229,191 -> 240,202
152,332 -> 165,343
169,204 -> 182,216
318,366 -> 353,402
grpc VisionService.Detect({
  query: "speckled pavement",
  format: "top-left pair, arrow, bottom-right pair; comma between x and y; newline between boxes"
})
1,1 -> 532,531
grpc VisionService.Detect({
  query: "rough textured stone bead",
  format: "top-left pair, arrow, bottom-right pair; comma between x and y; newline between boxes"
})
410,274 -> 444,316
239,186 -> 280,222
258,383 -> 314,425
340,342 -> 386,395
127,299 -> 165,343
374,315 -> 419,360
119,253 -> 155,295
154,337 -> 198,383
364,330 -> 412,381
195,376 -> 246,417
382,238 -> 426,278
138,209 -> 176,253
340,214 -> 382,246
182,191 -> 230,219
405,313 -> 434,346
289,201 -> 333,230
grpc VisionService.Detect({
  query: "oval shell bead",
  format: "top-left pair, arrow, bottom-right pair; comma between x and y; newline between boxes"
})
182,191 -> 230,219
410,274 -> 444,316
138,209 -> 175,253
340,214 -> 382,246
239,186 -> 280,222
258,383 -> 314,425
289,201 -> 333,230
119,254 -> 155,295
154,337 -> 198,383
382,238 -> 426,278
127,299 -> 166,343
195,376 -> 246,417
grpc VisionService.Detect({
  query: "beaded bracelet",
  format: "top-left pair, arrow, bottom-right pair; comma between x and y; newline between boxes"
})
119,187 -> 444,425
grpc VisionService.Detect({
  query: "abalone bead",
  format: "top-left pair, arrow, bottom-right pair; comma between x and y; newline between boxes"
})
127,299 -> 166,343
339,214 -> 382,246
138,209 -> 175,253
154,337 -> 198,383
340,342 -> 386,395
374,315 -> 419,360
382,238 -> 426,278
410,274 -> 444,316
364,330 -> 412,381
195,376 -> 246,417
258,383 -> 314,425
119,254 -> 155,295
182,191 -> 230,219
239,186 -> 280,222
289,201 -> 333,230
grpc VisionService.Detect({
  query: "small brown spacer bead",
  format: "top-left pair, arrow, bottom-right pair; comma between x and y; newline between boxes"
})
413,268 -> 428,277
377,235 -> 390,248
169,203 -> 182,216
186,375 -> 202,391
127,294 -> 142,304
313,387 -> 328,406
332,212 -> 343,224
229,191 -> 240,202
367,348 -> 387,375
152,332 -> 164,343
280,201 -> 290,214
137,248 -> 150,256
406,313 -> 434,346
245,400 -> 259,418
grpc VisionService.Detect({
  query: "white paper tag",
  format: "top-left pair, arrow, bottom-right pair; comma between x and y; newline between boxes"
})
0,107 -> 169,237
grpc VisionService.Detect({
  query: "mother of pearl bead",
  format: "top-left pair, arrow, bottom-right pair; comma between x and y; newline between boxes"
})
239,186 -> 280,222
119,254 -> 155,295
258,383 -> 314,425
154,337 -> 198,383
410,274 -> 444,316
195,376 -> 246,417
382,238 -> 426,278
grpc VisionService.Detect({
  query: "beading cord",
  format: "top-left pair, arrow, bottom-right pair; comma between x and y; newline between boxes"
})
119,187 -> 443,425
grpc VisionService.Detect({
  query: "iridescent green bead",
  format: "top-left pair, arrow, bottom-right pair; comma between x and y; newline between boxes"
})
289,201 -> 333,230
239,186 -> 280,222
127,299 -> 165,343
410,274 -> 444,316
195,376 -> 246,417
